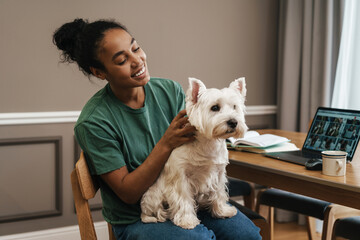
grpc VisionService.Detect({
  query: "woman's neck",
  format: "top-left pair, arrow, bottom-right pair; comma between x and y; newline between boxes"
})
111,85 -> 145,109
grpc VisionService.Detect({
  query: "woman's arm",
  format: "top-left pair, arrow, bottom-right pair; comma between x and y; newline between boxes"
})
100,110 -> 196,204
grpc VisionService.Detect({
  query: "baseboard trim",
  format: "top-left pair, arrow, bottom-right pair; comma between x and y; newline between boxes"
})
0,221 -> 108,240
0,105 -> 277,126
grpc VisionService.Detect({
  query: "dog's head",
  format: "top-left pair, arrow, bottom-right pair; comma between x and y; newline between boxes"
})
186,77 -> 248,140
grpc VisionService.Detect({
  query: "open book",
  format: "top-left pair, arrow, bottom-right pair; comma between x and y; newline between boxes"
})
227,131 -> 290,148
232,142 -> 299,153
227,131 -> 299,153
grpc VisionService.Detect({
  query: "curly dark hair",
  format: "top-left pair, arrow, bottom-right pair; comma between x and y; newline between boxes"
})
53,18 -> 127,77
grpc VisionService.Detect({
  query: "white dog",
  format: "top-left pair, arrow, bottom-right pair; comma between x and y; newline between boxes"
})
140,77 -> 248,229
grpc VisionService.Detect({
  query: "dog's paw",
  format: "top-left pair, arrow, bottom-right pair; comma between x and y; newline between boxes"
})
141,213 -> 158,223
173,213 -> 200,229
212,205 -> 237,219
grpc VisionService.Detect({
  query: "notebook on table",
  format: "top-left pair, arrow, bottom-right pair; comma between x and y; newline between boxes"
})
265,107 -> 360,165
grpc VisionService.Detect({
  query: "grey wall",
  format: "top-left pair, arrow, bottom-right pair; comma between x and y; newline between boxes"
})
0,0 -> 278,112
0,0 -> 279,235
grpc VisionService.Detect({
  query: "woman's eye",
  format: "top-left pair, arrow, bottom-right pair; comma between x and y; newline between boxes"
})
211,105 -> 220,112
117,59 -> 126,65
133,46 -> 140,52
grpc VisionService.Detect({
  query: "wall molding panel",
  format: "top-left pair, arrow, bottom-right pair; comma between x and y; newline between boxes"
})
0,136 -> 63,223
0,111 -> 81,126
245,105 -> 277,116
0,105 -> 277,126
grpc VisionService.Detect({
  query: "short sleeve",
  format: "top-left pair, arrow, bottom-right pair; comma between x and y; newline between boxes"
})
75,120 -> 126,175
175,82 -> 186,112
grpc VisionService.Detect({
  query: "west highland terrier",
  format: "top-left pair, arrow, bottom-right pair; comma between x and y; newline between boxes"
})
140,77 -> 248,229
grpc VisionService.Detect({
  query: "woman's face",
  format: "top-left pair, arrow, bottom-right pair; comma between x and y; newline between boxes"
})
96,28 -> 150,89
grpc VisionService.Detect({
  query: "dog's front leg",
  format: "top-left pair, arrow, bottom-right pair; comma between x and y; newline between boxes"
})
210,170 -> 237,219
168,179 -> 200,229
211,191 -> 237,219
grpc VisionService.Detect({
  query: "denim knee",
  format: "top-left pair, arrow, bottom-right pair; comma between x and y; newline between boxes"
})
112,220 -> 216,240
198,208 -> 262,240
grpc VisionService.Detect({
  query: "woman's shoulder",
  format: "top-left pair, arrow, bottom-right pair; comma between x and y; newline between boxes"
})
148,78 -> 184,97
75,86 -> 113,126
149,77 -> 182,89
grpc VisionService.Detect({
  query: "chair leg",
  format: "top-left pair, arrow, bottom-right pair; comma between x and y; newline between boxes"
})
243,185 -> 255,210
306,216 -> 318,240
269,207 -> 275,240
252,218 -> 271,240
256,189 -> 275,240
108,222 -> 116,240
255,204 -> 274,240
71,170 -> 97,240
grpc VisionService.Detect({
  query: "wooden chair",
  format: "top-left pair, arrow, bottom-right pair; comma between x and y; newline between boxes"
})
71,152 -> 116,240
255,188 -> 360,240
228,177 -> 256,210
331,216 -> 360,240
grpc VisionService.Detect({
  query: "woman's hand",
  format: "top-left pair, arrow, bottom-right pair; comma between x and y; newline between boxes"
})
158,109 -> 197,151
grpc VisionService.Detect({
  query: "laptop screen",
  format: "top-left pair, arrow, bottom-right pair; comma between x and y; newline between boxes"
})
302,107 -> 360,160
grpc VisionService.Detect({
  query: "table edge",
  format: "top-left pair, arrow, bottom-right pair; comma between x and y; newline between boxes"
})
228,158 -> 360,193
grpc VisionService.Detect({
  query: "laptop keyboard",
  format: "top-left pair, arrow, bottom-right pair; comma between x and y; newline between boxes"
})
291,150 -> 320,159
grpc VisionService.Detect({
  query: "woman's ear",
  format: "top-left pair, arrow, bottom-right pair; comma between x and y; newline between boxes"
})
90,67 -> 106,80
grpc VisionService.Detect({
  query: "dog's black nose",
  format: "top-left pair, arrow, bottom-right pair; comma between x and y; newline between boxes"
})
227,119 -> 238,129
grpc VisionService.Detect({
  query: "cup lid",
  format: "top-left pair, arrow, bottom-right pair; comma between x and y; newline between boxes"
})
321,151 -> 347,157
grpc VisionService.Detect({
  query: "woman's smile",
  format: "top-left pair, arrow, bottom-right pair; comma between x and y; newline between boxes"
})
132,65 -> 146,78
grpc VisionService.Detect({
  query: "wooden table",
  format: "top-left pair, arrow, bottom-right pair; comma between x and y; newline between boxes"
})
226,129 -> 360,210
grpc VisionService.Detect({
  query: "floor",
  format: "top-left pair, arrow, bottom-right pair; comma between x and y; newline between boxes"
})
274,221 -> 323,240
231,196 -> 312,240
274,221 -> 308,240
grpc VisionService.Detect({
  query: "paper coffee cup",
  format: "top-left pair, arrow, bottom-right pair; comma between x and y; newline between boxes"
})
321,151 -> 347,176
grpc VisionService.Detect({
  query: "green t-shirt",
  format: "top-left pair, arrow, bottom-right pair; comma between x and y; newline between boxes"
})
74,78 -> 185,225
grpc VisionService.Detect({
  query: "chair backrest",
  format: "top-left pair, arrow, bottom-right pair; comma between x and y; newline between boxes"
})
71,152 -> 116,240
332,216 -> 360,240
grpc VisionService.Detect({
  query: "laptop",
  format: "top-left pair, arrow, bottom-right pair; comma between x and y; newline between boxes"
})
265,107 -> 360,165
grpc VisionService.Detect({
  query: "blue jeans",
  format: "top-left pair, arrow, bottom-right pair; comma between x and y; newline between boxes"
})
112,208 -> 261,240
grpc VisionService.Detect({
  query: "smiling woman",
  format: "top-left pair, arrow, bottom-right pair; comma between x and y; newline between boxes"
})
91,28 -> 150,106
52,18 -> 261,240
53,19 -> 150,109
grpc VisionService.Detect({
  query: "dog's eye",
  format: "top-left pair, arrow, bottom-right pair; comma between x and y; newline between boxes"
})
233,105 -> 237,109
211,105 -> 220,112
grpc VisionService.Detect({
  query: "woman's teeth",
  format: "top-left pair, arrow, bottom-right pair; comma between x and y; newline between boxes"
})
134,66 -> 145,77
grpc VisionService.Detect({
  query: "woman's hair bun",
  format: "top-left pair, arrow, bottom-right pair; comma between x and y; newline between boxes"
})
53,18 -> 128,77
53,18 -> 88,63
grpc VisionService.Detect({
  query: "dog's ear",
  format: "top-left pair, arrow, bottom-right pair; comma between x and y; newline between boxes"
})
229,77 -> 246,97
188,77 -> 206,104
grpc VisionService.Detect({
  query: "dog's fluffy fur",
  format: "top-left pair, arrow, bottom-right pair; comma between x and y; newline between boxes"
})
140,77 -> 248,229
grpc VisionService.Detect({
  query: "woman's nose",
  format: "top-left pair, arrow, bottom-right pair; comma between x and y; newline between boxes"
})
131,55 -> 142,68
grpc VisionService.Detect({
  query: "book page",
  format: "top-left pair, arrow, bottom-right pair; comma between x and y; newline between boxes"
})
227,131 -> 259,145
237,142 -> 299,153
243,130 -> 260,139
234,134 -> 289,147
